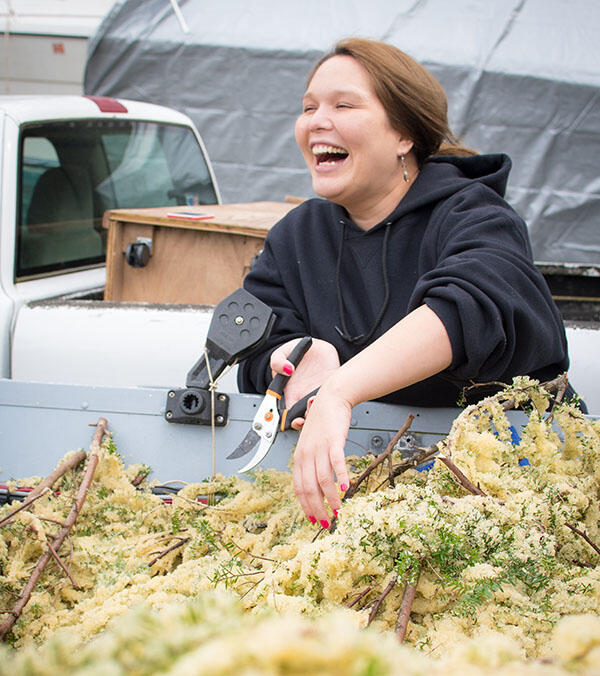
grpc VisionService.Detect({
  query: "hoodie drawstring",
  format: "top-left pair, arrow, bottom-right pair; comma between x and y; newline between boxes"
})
335,221 -> 392,346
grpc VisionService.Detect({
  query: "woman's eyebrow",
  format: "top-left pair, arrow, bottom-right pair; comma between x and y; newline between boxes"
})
302,87 -> 365,101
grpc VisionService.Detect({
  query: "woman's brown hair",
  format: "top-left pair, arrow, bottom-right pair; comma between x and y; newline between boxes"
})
308,38 -> 475,166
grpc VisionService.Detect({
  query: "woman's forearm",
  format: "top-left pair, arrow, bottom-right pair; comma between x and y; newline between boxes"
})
323,304 -> 453,407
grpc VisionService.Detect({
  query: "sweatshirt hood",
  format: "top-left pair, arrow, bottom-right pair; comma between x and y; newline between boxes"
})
380,153 -> 512,227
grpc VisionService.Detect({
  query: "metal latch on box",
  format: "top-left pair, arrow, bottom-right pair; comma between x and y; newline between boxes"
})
126,237 -> 153,268
164,287 -> 275,426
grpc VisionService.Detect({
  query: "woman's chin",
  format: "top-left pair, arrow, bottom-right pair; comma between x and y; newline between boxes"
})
311,177 -> 348,204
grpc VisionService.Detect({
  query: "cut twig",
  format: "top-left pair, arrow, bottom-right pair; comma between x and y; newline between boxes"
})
0,418 -> 106,641
387,453 -> 395,488
546,376 -> 569,423
438,457 -> 487,497
229,538 -> 277,563
565,522 -> 600,558
239,576 -> 265,599
465,373 -> 569,413
147,537 -> 190,567
345,414 -> 415,502
396,568 -> 420,642
575,560 -> 595,569
367,574 -> 398,626
0,490 -> 50,527
39,516 -> 67,528
500,374 -> 569,412
0,450 -> 87,528
380,444 -> 440,486
46,541 -> 81,590
346,585 -> 373,609
131,472 -> 148,487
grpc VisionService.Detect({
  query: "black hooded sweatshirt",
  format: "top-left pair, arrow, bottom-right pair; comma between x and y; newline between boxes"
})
237,154 -> 569,407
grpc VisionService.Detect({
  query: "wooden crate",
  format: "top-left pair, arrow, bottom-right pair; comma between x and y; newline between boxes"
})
103,202 -> 295,305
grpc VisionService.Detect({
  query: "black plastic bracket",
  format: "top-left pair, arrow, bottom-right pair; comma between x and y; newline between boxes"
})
165,287 -> 275,427
186,287 -> 275,390
165,388 -> 229,426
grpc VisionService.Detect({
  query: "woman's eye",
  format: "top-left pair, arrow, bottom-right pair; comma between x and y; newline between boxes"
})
336,103 -> 352,109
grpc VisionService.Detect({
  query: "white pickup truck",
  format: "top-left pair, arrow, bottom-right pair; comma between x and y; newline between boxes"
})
0,95 -> 597,482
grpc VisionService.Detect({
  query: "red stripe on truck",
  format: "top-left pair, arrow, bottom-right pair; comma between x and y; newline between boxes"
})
84,96 -> 128,113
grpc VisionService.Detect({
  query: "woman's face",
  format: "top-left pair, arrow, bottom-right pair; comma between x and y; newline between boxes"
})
295,54 -> 413,223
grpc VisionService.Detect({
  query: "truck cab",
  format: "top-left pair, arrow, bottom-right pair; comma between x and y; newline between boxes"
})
0,95 -> 220,377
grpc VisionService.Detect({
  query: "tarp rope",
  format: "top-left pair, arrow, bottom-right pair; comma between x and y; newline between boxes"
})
203,346 -> 236,485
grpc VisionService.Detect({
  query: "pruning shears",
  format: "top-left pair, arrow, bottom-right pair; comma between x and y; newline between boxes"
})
227,336 -> 316,473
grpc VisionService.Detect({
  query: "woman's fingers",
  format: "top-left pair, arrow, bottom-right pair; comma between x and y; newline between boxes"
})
290,417 -> 305,431
295,438 -> 344,526
292,390 -> 351,525
292,452 -> 322,524
315,442 -> 343,523
289,395 -> 315,430
270,339 -> 300,376
330,444 -> 350,495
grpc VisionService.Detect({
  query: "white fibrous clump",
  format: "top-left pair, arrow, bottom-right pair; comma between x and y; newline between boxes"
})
0,377 -> 599,676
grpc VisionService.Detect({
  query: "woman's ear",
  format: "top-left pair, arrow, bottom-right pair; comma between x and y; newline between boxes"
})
397,137 -> 414,157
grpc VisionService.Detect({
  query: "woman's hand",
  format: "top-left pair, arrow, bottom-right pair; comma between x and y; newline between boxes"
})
283,305 -> 453,526
270,338 -> 340,419
291,385 -> 352,528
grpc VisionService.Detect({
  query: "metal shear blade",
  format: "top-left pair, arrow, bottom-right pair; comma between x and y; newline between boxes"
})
237,434 -> 276,473
233,393 -> 280,472
226,427 -> 260,460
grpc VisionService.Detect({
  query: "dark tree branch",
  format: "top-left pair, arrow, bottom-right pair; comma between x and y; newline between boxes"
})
0,418 -> 106,641
46,541 -> 81,590
346,585 -> 373,609
438,457 -> 487,497
367,575 -> 398,626
565,522 -> 600,558
147,537 -> 190,567
345,415 -> 415,502
0,450 -> 87,528
395,567 -> 420,642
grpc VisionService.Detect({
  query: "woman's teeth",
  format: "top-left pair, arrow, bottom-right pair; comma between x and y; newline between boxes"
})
313,144 -> 348,165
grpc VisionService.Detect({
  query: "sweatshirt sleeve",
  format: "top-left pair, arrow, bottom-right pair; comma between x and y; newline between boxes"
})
236,232 -> 309,394
409,185 -> 569,382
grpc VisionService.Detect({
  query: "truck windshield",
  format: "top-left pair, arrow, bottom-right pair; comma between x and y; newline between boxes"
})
17,119 -> 218,280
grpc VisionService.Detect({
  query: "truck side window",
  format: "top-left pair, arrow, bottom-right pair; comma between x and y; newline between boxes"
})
17,132 -> 104,279
16,120 -> 218,281
20,138 -> 60,216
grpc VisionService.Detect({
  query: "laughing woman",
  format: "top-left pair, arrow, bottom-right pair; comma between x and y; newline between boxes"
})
237,38 -> 571,527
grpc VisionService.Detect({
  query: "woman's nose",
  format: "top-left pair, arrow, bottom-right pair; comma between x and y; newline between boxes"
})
308,105 -> 333,131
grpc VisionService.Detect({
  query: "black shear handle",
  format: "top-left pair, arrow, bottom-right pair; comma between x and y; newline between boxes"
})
280,387 -> 320,431
268,336 -> 313,397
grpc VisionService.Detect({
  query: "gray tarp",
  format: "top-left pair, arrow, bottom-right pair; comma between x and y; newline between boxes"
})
85,0 -> 600,265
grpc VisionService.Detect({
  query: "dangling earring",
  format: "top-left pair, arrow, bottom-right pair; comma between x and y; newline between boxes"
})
401,155 -> 410,183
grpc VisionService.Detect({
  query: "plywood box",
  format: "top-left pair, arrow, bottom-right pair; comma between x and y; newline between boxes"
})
103,202 -> 295,305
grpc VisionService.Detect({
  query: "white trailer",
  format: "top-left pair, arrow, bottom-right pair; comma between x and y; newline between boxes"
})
1,0 -> 117,94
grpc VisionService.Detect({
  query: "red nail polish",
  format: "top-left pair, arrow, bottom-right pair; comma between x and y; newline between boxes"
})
333,509 -> 339,518
320,519 -> 329,529
283,364 -> 293,375
308,516 -> 317,524
340,483 -> 348,492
